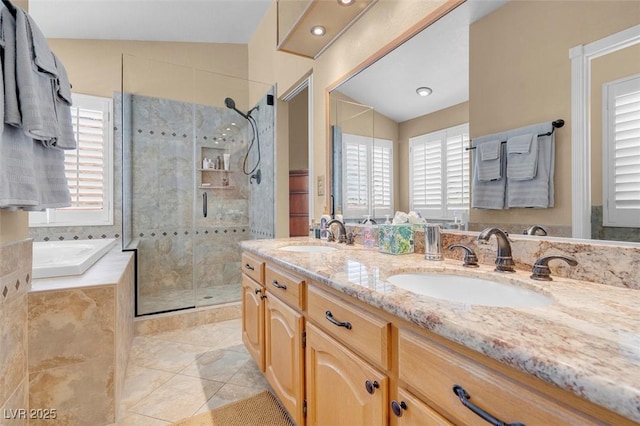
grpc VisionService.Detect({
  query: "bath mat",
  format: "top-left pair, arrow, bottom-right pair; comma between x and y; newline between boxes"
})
171,391 -> 294,426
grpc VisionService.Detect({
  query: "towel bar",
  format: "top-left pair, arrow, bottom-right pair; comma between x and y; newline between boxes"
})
465,119 -> 564,151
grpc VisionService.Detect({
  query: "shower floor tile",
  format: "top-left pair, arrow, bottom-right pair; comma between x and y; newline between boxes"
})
118,319 -> 270,425
138,284 -> 241,315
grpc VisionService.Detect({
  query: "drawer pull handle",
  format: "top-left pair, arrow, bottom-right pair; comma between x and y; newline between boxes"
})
254,289 -> 261,295
453,385 -> 525,426
244,263 -> 255,270
325,310 -> 352,330
271,280 -> 287,290
365,380 -> 379,395
391,400 -> 407,417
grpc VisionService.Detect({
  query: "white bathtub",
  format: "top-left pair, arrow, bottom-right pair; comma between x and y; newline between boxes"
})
32,238 -> 118,279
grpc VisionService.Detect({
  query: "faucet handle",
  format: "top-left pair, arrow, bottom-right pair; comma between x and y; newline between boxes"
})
448,244 -> 479,268
345,232 -> 357,245
326,230 -> 335,242
530,254 -> 578,281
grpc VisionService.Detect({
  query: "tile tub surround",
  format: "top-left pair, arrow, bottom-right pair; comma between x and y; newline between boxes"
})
240,237 -> 640,423
28,248 -> 134,426
0,239 -> 31,424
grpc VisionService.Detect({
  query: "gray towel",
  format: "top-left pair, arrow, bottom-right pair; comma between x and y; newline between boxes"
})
471,133 -> 507,209
476,139 -> 503,181
506,133 -> 538,180
506,123 -> 555,208
52,54 -> 76,150
0,8 -> 21,126
15,9 -> 60,144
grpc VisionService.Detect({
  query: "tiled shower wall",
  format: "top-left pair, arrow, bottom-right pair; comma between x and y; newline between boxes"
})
128,94 -> 268,314
249,89 -> 276,239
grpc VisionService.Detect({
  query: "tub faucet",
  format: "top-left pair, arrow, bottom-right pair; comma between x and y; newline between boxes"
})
477,227 -> 515,272
327,219 -> 347,243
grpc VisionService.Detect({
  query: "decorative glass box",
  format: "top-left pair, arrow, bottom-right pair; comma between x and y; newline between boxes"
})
378,224 -> 414,255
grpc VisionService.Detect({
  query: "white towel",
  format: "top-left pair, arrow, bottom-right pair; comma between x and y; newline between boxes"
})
506,123 -> 555,208
471,133 -> 507,209
476,139 -> 503,182
506,133 -> 538,180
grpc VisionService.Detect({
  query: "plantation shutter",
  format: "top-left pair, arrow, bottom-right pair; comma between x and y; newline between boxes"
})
604,75 -> 640,227
343,134 -> 370,218
445,126 -> 470,211
372,139 -> 393,217
409,123 -> 470,220
65,106 -> 107,210
410,134 -> 443,213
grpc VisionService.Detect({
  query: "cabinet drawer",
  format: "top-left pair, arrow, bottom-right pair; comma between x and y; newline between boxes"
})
398,330 -> 601,426
265,264 -> 305,310
307,285 -> 390,369
392,388 -> 453,426
241,252 -> 265,284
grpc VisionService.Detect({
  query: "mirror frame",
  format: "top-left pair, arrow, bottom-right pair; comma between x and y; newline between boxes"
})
324,0 -> 466,218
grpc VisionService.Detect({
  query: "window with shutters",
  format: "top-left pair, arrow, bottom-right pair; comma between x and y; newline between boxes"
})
409,123 -> 469,220
29,94 -> 113,227
603,74 -> 640,228
342,133 -> 393,220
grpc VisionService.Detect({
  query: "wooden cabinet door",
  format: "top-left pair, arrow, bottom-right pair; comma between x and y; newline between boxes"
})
265,292 -> 305,425
241,274 -> 264,371
306,323 -> 388,426
392,388 -> 453,426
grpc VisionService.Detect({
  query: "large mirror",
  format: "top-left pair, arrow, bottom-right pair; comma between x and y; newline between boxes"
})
330,0 -> 640,243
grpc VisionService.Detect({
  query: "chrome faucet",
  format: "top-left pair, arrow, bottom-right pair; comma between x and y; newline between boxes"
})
523,224 -> 548,236
477,227 -> 515,272
326,219 -> 347,243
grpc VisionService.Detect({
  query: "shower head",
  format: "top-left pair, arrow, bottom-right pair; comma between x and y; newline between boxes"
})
224,97 -> 249,120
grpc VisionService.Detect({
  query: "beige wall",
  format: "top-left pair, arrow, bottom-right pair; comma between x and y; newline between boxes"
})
48,39 -> 249,107
398,101 -> 469,211
249,0 -> 458,220
591,44 -> 640,206
289,87 -> 309,170
469,0 -> 640,229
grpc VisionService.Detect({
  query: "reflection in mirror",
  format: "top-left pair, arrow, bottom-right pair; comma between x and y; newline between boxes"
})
329,0 -> 640,243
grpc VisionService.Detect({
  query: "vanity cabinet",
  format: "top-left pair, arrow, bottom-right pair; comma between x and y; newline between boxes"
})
264,290 -> 305,424
398,329 -> 607,426
241,250 -> 637,426
306,323 -> 388,426
391,388 -> 453,426
241,253 -> 265,371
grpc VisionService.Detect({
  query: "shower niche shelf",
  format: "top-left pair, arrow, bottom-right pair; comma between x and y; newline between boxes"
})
199,146 -> 234,190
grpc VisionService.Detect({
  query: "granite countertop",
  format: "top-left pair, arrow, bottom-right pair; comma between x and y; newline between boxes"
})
240,237 -> 640,423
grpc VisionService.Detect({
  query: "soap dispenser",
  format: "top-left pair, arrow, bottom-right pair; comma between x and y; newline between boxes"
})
362,215 -> 375,248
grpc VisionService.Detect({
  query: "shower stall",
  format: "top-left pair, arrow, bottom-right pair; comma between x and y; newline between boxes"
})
119,55 -> 275,315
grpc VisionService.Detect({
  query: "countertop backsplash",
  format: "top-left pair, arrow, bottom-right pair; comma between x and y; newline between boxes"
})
331,224 -> 640,290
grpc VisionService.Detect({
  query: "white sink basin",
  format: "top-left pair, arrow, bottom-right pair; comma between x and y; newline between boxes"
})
387,273 -> 553,308
279,245 -> 337,253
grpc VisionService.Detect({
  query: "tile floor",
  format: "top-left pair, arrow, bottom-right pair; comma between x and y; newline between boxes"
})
116,318 -> 271,425
138,284 -> 241,315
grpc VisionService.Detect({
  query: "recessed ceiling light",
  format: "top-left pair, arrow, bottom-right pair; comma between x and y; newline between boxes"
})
416,87 -> 433,97
310,25 -> 326,36
338,0 -> 355,5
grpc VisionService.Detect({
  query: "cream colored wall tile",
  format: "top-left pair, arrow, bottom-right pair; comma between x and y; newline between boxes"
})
29,356 -> 115,426
28,287 -> 115,372
0,294 -> 28,407
116,259 -> 136,419
0,378 -> 29,426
